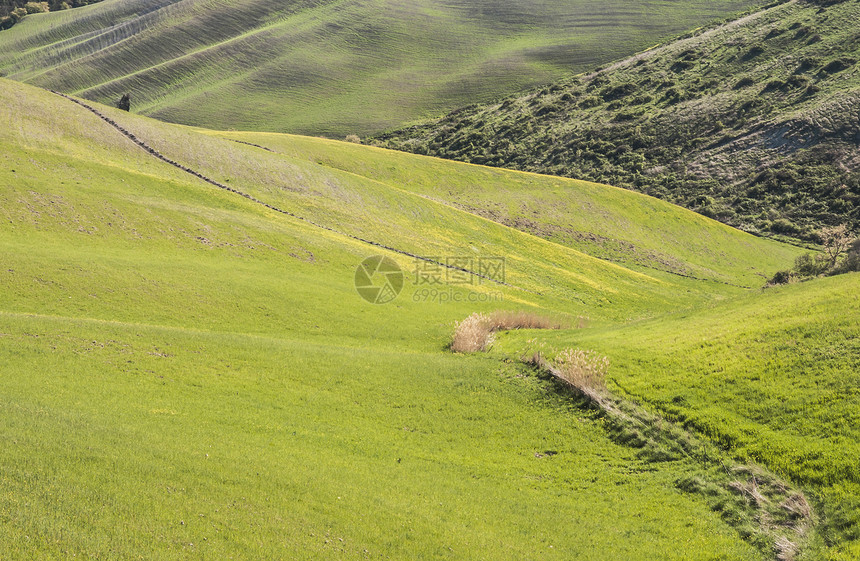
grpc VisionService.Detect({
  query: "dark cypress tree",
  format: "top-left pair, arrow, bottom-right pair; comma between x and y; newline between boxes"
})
117,93 -> 131,112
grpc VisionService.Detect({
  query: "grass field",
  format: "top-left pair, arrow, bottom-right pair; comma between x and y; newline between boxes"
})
0,0 -> 768,136
377,0 -> 860,241
214,130 -> 799,288
494,274 -> 860,560
6,77 -> 858,559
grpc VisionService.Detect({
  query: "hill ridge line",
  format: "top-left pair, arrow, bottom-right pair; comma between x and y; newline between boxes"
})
49,91 -> 522,291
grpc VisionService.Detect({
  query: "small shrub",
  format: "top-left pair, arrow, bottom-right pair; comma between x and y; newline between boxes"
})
116,93 -> 131,112
821,58 -> 856,75
804,84 -> 822,96
663,87 -> 684,103
795,56 -> 819,73
765,27 -> 786,40
761,80 -> 787,93
613,111 -> 637,123
836,240 -> 860,273
733,77 -> 755,90
767,269 -> 796,286
533,102 -> 557,117
770,218 -> 798,235
24,2 -> 49,14
344,134 -> 361,143
578,96 -> 601,109
793,252 -> 829,277
601,83 -> 636,102
743,45 -> 765,60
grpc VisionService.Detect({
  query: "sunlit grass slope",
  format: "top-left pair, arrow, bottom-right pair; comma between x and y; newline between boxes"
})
0,0 -> 766,136
212,131 -> 802,288
494,274 -> 860,560
37,90 -> 804,320
0,78 -> 800,559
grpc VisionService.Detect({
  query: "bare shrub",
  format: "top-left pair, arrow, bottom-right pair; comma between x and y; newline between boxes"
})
554,348 -> 609,396
820,224 -> 853,267
729,478 -> 769,508
836,238 -> 860,273
344,134 -> 361,143
767,227 -> 859,285
451,313 -> 493,353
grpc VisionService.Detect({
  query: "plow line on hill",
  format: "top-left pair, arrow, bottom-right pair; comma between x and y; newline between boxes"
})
51,91 -> 524,292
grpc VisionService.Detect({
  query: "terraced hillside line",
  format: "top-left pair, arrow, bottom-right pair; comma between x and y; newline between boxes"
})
51,91 -> 516,290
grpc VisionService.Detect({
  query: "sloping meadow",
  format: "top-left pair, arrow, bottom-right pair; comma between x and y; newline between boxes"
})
0,78 -> 808,559
494,273 -> 860,560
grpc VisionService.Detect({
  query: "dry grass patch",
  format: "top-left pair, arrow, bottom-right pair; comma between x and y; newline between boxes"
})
451,313 -> 494,353
484,310 -> 565,331
555,348 -> 610,397
451,311 -> 569,353
523,347 -> 609,402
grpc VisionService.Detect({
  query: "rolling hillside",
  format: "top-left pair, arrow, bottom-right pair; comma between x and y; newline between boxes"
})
0,0 -> 768,136
0,77 -> 816,559
494,273 -> 860,560
378,0 -> 860,241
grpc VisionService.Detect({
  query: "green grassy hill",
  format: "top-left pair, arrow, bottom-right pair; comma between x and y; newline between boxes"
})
377,0 -> 860,241
0,77 -> 813,559
494,273 -> 860,560
0,0 -> 767,136
217,131 -> 798,289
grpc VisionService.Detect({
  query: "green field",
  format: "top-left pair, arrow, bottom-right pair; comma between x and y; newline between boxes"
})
378,0 -> 860,240
494,274 -> 860,560
2,76 -> 857,560
0,0 -> 767,136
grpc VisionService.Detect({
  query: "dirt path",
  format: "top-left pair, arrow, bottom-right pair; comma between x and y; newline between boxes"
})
52,91 -> 518,290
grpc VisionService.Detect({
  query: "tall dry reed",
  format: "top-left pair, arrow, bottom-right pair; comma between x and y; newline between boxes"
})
451,311 -> 571,353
